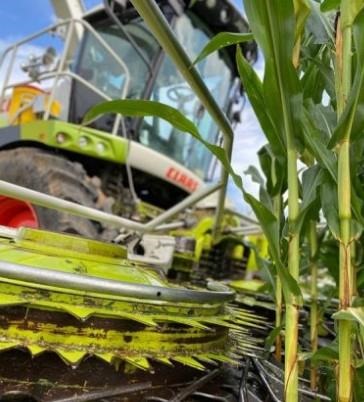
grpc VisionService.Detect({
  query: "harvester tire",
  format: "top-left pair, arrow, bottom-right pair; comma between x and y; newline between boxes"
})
0,147 -> 99,238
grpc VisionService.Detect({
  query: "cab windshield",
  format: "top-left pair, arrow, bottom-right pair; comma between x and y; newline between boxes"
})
77,12 -> 233,180
77,19 -> 157,99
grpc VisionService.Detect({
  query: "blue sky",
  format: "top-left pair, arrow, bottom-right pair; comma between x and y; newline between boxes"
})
0,1 -> 100,39
0,0 -> 264,214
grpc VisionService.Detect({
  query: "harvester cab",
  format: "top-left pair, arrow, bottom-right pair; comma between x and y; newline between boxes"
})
0,0 -> 255,215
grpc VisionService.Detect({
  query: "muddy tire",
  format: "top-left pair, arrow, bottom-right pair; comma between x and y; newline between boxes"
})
0,147 -> 99,238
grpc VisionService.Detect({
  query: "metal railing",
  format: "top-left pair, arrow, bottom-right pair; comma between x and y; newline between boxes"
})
0,14 -> 231,236
0,17 -> 131,135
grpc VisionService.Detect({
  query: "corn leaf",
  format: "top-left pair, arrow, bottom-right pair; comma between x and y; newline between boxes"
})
312,341 -> 339,362
244,193 -> 301,300
258,145 -> 286,197
192,32 -> 253,65
305,53 -> 335,99
265,325 -> 283,350
243,239 -> 276,296
320,175 -> 340,237
301,105 -> 364,226
293,0 -> 311,71
295,164 -> 323,233
84,101 -> 232,184
294,0 -> 311,44
328,9 -> 364,147
245,166 -> 264,187
244,0 -> 295,68
245,165 -> 272,212
308,2 -> 335,43
236,47 -> 286,158
84,99 -> 203,138
320,0 -> 340,12
244,0 -> 302,151
83,99 -> 243,189
333,307 -> 364,327
341,0 -> 364,29
301,63 -> 326,103
300,106 -> 337,180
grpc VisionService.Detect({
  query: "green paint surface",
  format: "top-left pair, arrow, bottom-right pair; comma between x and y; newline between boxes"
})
0,227 -> 264,370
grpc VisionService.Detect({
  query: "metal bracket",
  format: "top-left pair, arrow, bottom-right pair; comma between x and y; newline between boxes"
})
127,234 -> 176,273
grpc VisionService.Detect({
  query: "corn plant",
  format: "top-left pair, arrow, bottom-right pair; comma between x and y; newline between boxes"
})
301,2 -> 364,400
237,2 -> 309,400
240,2 -> 364,400
246,144 -> 286,361
329,3 -> 363,400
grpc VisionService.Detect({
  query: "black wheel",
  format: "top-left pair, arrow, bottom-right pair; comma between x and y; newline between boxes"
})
0,147 -> 99,238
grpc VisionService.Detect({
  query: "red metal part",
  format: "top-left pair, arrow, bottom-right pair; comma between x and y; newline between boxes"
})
0,196 -> 39,228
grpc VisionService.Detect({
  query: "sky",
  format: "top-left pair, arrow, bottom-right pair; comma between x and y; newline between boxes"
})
0,0 -> 265,214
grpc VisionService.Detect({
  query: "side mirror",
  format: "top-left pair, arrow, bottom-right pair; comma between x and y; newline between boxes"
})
229,78 -> 244,124
42,47 -> 56,66
21,47 -> 57,81
232,109 -> 242,124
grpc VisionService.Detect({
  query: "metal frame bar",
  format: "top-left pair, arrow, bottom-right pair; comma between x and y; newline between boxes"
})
130,0 -> 235,242
3,70 -> 112,103
226,222 -> 327,236
144,182 -> 222,230
44,20 -> 75,120
0,179 -> 221,233
1,45 -> 18,98
0,259 -> 234,303
225,225 -> 263,236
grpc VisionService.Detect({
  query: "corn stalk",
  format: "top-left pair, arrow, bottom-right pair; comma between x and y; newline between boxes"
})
301,156 -> 320,392
308,220 -> 319,390
285,138 -> 300,402
241,2 -> 302,400
336,7 -> 353,401
273,175 -> 283,362
275,274 -> 283,361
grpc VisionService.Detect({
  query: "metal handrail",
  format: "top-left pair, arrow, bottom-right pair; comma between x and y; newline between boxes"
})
0,17 -> 131,136
2,70 -> 113,106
